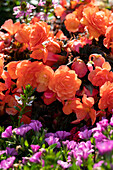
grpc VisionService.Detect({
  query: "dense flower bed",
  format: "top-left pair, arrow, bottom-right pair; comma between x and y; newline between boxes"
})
0,0 -> 113,169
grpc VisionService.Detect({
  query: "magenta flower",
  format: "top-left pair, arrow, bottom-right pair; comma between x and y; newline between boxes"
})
13,124 -> 31,137
45,132 -> 54,138
0,150 -> 6,156
30,144 -> 40,153
13,2 -> 36,18
38,0 -> 45,6
93,131 -> 107,143
29,120 -> 42,132
57,160 -> 72,169
96,140 -> 113,155
45,136 -> 61,148
98,119 -> 109,129
1,126 -> 12,138
110,116 -> 113,126
66,140 -> 77,150
6,147 -> 18,156
92,123 -> 103,133
29,151 -> 42,163
55,131 -> 71,140
0,156 -> 15,169
68,141 -> 94,166
93,161 -> 104,169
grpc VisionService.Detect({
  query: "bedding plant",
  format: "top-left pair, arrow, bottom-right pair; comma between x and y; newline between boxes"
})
0,0 -> 113,169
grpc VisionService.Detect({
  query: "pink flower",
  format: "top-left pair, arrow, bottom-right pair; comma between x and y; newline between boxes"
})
1,126 -> 12,138
29,152 -> 42,163
71,59 -> 88,78
30,145 -> 40,153
57,160 -> 72,169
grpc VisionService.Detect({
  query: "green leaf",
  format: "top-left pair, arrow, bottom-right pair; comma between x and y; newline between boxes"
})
48,143 -> 57,150
24,140 -> 29,147
14,106 -> 20,111
24,165 -> 30,170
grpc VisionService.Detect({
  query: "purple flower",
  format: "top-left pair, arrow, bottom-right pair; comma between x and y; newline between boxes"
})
13,2 -> 36,18
30,144 -> 40,153
66,140 -> 77,150
22,157 -> 29,165
29,120 -> 42,132
45,136 -> 61,148
36,12 -> 49,21
96,140 -> 113,155
76,156 -> 82,166
62,140 -> 69,146
29,151 -> 42,163
93,131 -> 107,143
45,132 -> 54,138
0,156 -> 15,169
92,123 -> 103,133
13,124 -> 31,137
55,131 -> 71,140
93,161 -> 104,169
99,119 -> 109,129
69,141 -> 94,166
78,141 -> 94,160
79,129 -> 92,139
1,126 -> 12,138
6,147 -> 18,156
57,160 -> 72,169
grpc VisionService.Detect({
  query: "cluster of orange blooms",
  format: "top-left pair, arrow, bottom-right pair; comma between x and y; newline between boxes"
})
0,0 -> 113,125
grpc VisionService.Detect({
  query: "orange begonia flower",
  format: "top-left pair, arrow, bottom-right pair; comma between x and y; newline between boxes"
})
70,0 -> 78,9
60,0 -> 67,7
15,23 -> 31,44
55,30 -> 67,40
35,65 -> 54,92
88,65 -> 113,87
64,13 -> 80,33
63,98 -> 82,115
1,19 -> 20,35
1,70 -> 16,92
71,94 -> 96,125
73,4 -> 84,21
16,61 -> 54,92
89,54 -> 105,68
48,65 -> 81,101
0,55 -> 4,77
104,25 -> 113,50
30,44 -> 48,63
4,94 -> 19,115
99,81 -> 113,112
63,94 -> 96,125
30,22 -> 49,49
81,6 -> 110,40
0,82 -> 7,91
54,6 -> 66,17
46,39 -> 61,53
45,52 -> 65,68
6,61 -> 20,79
